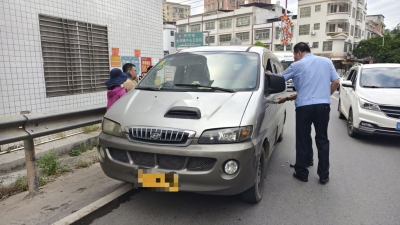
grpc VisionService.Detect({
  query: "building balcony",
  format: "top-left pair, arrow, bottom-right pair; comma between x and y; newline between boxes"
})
326,32 -> 349,40
326,13 -> 350,22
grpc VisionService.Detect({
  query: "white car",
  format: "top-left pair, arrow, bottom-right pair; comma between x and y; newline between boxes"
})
338,63 -> 400,137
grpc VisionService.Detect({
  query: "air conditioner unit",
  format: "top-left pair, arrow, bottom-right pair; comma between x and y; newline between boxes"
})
311,31 -> 316,35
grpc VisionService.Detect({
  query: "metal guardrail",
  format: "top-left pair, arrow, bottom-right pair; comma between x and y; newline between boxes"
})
0,104 -> 106,195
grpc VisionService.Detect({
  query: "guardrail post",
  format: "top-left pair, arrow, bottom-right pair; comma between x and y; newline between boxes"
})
20,111 -> 39,195
24,138 -> 39,194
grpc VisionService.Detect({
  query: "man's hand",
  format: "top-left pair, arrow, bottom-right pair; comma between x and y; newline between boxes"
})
276,97 -> 287,104
276,93 -> 297,104
330,79 -> 340,95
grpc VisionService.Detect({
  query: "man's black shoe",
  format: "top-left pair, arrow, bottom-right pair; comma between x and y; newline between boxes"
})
293,172 -> 308,182
319,178 -> 329,184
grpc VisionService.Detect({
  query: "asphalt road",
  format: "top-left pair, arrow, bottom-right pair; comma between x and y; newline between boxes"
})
82,91 -> 400,225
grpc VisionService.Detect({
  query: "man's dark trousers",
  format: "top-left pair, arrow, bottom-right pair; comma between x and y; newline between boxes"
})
294,104 -> 330,180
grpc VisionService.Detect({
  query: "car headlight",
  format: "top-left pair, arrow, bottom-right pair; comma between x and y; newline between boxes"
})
198,126 -> 253,144
359,98 -> 380,111
102,118 -> 122,137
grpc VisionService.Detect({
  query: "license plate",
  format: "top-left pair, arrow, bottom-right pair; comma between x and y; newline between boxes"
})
133,168 -> 179,192
397,122 -> 400,131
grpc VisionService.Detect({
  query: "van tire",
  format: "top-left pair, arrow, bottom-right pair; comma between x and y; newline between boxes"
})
277,129 -> 283,142
240,151 -> 265,203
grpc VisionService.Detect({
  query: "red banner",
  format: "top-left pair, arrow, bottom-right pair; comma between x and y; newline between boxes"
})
141,57 -> 152,74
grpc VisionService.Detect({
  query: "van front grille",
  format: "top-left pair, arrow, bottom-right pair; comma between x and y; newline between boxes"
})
107,148 -> 216,171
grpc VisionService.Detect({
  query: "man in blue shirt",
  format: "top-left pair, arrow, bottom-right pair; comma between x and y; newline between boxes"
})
274,42 -> 340,184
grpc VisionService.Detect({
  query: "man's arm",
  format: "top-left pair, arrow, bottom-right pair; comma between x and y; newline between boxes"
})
330,79 -> 340,95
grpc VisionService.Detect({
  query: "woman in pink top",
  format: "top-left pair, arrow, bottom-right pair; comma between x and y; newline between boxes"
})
105,68 -> 129,110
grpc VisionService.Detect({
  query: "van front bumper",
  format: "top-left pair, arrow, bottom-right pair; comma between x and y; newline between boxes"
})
354,106 -> 400,137
97,132 -> 258,195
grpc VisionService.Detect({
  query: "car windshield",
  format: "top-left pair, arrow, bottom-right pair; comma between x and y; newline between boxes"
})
360,67 -> 400,88
136,52 -> 259,92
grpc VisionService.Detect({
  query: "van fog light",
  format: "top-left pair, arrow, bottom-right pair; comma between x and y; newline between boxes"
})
224,160 -> 239,175
98,146 -> 106,159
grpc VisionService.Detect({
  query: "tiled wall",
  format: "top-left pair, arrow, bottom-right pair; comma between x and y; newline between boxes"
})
0,0 -> 163,117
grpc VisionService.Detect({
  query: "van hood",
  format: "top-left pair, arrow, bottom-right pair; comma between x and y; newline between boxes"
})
358,88 -> 400,105
106,90 -> 253,136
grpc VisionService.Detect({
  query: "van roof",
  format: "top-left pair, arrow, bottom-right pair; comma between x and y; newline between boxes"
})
177,45 -> 264,53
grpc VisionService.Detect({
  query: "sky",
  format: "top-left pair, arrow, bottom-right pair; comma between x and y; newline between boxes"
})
169,0 -> 400,30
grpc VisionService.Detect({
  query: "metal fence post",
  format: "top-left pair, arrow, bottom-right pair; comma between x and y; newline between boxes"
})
20,111 -> 39,195
23,138 -> 39,194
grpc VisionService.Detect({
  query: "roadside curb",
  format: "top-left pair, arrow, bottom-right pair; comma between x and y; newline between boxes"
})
52,184 -> 133,225
0,134 -> 99,176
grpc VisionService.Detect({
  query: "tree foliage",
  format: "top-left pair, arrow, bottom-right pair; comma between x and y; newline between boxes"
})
253,41 -> 267,48
353,32 -> 400,63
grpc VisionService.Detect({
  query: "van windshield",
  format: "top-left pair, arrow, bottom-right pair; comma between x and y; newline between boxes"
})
360,67 -> 400,88
137,52 -> 259,92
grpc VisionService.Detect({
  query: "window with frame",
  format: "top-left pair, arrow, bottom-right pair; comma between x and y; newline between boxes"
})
314,23 -> 320,30
178,26 -> 186,32
219,1 -> 223,8
312,42 -> 319,48
170,31 -> 174,36
190,24 -> 201,32
219,34 -> 232,42
205,21 -> 215,30
219,19 -> 232,29
299,24 -> 310,35
328,24 -> 336,32
323,41 -> 333,51
300,6 -> 311,18
328,3 -> 350,13
255,29 -> 270,40
38,14 -> 109,97
350,25 -> 354,36
236,32 -> 249,41
236,16 -> 250,27
205,36 -> 215,44
171,42 -> 174,47
275,27 -> 280,39
315,5 -> 321,12
352,7 -> 355,18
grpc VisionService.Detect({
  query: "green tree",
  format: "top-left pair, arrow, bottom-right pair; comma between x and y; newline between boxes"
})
353,33 -> 400,63
253,41 -> 267,48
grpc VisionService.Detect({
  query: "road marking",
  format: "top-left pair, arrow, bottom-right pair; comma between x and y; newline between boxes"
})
331,95 -> 339,101
53,184 -> 133,225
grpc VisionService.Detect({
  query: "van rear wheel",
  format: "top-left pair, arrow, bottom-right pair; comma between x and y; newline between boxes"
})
240,151 -> 265,203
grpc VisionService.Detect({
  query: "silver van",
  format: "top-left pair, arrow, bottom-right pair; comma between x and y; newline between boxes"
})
98,46 -> 287,203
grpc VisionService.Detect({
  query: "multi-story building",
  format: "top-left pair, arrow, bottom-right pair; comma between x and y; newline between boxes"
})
176,2 -> 290,48
163,0 -> 191,22
204,0 -> 271,12
163,23 -> 177,55
0,0 -> 162,118
364,14 -> 385,39
296,0 -> 368,70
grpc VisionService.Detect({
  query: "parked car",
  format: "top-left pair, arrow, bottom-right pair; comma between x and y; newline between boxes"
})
338,63 -> 400,137
97,46 -> 287,203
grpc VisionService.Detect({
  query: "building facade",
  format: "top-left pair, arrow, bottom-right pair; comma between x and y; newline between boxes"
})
364,14 -> 385,39
204,0 -> 271,12
163,23 -> 177,55
296,0 -> 368,71
0,0 -> 163,117
176,3 -> 291,49
163,0 -> 191,22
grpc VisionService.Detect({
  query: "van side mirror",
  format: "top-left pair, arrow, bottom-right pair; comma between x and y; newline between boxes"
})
341,80 -> 353,88
265,73 -> 286,94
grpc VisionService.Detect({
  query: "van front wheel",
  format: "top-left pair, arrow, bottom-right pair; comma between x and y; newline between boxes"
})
240,151 -> 265,203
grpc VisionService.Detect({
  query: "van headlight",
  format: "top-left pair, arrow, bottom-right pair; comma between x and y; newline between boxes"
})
198,126 -> 253,144
359,98 -> 381,111
102,118 -> 122,137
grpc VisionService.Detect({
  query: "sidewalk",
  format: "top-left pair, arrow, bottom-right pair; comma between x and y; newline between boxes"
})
0,131 -> 128,224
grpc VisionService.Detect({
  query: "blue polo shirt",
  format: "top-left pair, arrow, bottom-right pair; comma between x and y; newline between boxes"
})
282,53 -> 340,108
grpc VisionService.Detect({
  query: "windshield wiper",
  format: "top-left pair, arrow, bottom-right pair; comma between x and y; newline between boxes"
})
135,86 -> 160,91
174,84 -> 235,93
362,86 -> 382,88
